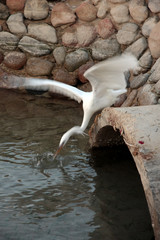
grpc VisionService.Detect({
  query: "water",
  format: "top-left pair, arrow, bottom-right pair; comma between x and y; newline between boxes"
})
0,89 -> 154,240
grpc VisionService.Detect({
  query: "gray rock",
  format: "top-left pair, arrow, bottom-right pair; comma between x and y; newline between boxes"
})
64,49 -> 89,72
18,36 -> 51,56
0,26 -> 2,32
130,73 -> 150,89
139,50 -> 153,70
0,3 -> 9,19
153,80 -> 160,94
26,57 -> 54,76
0,32 -> 19,50
137,84 -> 158,105
53,47 -> 66,65
142,17 -> 158,37
7,13 -> 27,35
24,0 -> 49,20
28,23 -> 57,44
125,37 -> 148,59
91,37 -> 120,60
116,23 -> 138,45
148,0 -> 160,13
110,5 -> 129,24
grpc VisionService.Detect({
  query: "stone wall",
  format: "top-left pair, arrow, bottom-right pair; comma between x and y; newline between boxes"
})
0,0 -> 160,106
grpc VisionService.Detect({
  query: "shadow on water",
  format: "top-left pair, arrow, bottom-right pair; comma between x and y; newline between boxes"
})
0,89 -> 154,240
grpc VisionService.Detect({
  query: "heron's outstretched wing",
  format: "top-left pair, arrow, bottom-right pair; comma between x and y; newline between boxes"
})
23,78 -> 84,103
84,53 -> 138,94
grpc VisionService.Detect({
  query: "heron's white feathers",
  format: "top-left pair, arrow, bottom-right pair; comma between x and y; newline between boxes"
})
23,79 -> 84,103
84,53 -> 139,92
22,53 -> 139,152
23,53 -> 138,105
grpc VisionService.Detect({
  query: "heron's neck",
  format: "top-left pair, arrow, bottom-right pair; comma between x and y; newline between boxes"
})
80,110 -> 93,132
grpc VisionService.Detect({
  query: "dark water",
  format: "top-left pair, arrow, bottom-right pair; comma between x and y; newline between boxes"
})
0,89 -> 154,240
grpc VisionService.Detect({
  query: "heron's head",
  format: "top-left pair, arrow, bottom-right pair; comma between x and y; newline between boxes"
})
54,126 -> 84,158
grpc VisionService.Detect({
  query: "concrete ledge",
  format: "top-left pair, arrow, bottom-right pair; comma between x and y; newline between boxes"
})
89,105 -> 160,240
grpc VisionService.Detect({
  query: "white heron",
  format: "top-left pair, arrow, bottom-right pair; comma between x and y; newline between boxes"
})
23,53 -> 138,157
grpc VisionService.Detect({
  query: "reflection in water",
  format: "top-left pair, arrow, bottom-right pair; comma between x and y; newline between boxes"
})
0,90 -> 154,240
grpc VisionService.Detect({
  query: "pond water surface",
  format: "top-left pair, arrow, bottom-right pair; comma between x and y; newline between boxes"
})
0,89 -> 154,240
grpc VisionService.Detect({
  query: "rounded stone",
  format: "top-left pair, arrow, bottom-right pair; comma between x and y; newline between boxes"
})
153,80 -> 160,94
78,82 -> 92,92
52,68 -> 77,86
142,17 -> 159,38
62,28 -> 78,47
51,2 -> 76,27
97,0 -> 109,19
125,37 -> 148,59
91,38 -> 120,60
53,47 -> 66,66
64,49 -> 89,72
130,73 -> 149,89
28,23 -> 57,44
110,5 -> 129,24
114,93 -> 127,107
148,0 -> 160,13
76,24 -> 97,47
18,36 -> 51,56
75,2 -> 97,22
0,3 -> 9,20
139,50 -> 153,70
7,13 -> 27,35
129,4 -> 148,23
6,0 -> 25,10
78,61 -> 94,83
24,0 -> 49,20
137,84 -> 158,105
26,57 -> 54,76
4,51 -> 26,70
116,23 -> 138,45
96,18 -> 115,39
148,22 -> 160,58
62,24 -> 97,47
0,32 -> 19,51
148,60 -> 160,83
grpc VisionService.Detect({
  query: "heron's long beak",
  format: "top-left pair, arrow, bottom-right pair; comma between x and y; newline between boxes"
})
54,143 -> 64,159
